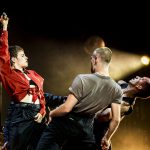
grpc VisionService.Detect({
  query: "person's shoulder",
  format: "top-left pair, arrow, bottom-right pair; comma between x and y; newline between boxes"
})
109,80 -> 123,96
27,69 -> 36,73
26,69 -> 39,75
76,73 -> 93,79
73,74 -> 92,82
110,78 -> 122,90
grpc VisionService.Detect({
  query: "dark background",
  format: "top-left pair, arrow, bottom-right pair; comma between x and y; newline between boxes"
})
1,2 -> 150,79
1,2 -> 150,55
1,2 -> 150,150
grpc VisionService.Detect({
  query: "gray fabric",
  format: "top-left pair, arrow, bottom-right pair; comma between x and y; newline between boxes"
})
69,73 -> 122,115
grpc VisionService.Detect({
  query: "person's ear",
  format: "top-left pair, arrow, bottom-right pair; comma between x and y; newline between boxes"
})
94,56 -> 99,64
11,57 -> 16,64
91,56 -> 97,65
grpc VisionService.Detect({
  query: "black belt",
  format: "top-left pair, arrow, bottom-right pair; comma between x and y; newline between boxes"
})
10,102 -> 40,109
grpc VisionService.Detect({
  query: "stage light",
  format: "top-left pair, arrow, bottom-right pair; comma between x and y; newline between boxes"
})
141,56 -> 150,65
110,49 -> 144,80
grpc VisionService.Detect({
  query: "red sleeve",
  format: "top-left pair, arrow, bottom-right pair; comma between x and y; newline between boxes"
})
0,31 -> 10,64
39,91 -> 46,116
0,31 -> 11,74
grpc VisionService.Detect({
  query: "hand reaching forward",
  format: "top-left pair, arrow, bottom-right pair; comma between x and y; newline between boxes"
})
101,136 -> 111,150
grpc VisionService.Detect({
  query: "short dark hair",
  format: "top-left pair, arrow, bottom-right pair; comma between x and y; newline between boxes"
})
9,45 -> 24,65
135,79 -> 150,98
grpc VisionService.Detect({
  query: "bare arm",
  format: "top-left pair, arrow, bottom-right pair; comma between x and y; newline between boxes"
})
101,103 -> 121,150
117,80 -> 127,85
49,93 -> 78,119
95,108 -> 112,122
0,13 -> 9,65
95,106 -> 125,123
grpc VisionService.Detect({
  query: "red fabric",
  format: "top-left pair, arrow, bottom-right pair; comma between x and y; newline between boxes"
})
28,87 -> 40,102
0,31 -> 46,116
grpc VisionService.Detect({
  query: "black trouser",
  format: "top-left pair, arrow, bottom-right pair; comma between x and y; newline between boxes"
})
36,113 -> 96,150
93,119 -> 112,150
61,119 -> 112,150
4,103 -> 45,150
3,105 -> 13,144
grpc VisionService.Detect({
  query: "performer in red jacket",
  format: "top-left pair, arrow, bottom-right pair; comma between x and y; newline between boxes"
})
0,12 -> 46,150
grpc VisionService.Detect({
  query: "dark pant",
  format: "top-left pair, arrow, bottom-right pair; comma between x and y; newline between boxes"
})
3,103 -> 45,150
61,119 -> 112,150
36,113 -> 96,150
93,119 -> 111,150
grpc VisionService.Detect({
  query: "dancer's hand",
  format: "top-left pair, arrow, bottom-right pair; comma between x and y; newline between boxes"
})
34,113 -> 43,123
101,137 -> 111,150
2,141 -> 8,150
46,112 -> 52,125
0,12 -> 9,31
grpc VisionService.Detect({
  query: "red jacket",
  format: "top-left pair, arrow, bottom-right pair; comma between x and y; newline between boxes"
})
0,31 -> 46,116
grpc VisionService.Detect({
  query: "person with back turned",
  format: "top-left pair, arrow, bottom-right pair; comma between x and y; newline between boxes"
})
36,47 -> 122,150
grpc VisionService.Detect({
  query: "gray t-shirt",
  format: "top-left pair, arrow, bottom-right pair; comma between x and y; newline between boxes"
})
69,73 -> 122,116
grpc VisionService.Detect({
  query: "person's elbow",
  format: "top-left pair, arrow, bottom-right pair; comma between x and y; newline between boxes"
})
62,104 -> 73,114
111,117 -> 121,125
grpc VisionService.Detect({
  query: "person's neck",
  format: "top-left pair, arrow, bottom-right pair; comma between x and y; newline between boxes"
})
122,86 -> 135,98
95,72 -> 109,77
12,65 -> 24,72
95,67 -> 109,76
123,93 -> 134,98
